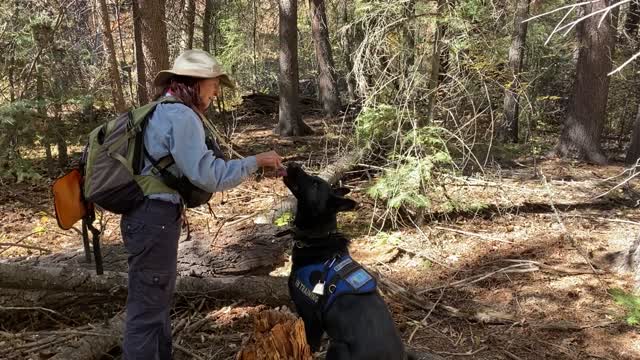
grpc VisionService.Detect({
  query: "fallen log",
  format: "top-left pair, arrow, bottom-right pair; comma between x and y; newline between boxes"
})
255,147 -> 367,225
0,263 -> 290,305
5,222 -> 289,278
49,313 -> 124,360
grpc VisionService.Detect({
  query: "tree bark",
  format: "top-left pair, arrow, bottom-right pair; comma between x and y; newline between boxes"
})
97,0 -> 127,112
309,0 -> 341,116
554,0 -> 615,164
0,263 -> 290,304
36,65 -> 54,177
275,0 -> 313,136
114,0 -> 134,105
339,0 -> 357,102
138,0 -> 170,99
424,0 -> 448,126
626,103 -> 640,164
203,0 -> 214,52
626,0 -> 640,37
402,0 -> 416,75
8,54 -> 16,102
182,0 -> 196,50
499,0 -> 529,143
131,0 -> 148,105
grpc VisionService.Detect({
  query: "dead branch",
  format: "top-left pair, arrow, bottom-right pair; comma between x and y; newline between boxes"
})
433,226 -> 515,244
0,243 -> 51,254
377,273 -> 517,324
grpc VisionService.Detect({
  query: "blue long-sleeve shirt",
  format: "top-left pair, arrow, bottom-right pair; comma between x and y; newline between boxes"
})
142,103 -> 258,204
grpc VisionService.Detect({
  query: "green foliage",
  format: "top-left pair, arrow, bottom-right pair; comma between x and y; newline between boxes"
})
367,153 -> 450,211
355,105 -> 398,146
0,101 -> 40,151
372,231 -> 402,247
358,104 -> 453,216
609,288 -> 640,326
274,211 -> 293,227
1,157 -> 42,184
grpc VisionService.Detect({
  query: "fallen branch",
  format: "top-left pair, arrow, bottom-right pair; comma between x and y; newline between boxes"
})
434,345 -> 488,357
502,259 -> 606,275
0,243 -> 51,254
417,263 -> 538,294
377,273 -> 517,324
433,226 -> 515,244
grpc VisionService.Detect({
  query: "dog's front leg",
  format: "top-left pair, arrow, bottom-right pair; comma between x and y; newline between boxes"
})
304,313 -> 324,352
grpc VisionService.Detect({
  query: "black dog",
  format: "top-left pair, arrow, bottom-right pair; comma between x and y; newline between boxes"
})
282,163 -> 414,360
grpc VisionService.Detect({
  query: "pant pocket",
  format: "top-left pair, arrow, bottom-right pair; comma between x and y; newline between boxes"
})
121,218 -> 147,256
131,271 -> 175,308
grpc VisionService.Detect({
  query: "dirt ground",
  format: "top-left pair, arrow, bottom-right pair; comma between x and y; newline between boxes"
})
1,110 -> 640,359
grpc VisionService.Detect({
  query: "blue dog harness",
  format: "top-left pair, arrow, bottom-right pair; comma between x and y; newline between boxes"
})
291,254 -> 377,312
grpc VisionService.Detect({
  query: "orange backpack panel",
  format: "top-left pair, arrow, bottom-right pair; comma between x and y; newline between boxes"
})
52,169 -> 87,230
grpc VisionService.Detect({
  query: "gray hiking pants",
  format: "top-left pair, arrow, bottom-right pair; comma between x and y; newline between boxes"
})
121,198 -> 182,360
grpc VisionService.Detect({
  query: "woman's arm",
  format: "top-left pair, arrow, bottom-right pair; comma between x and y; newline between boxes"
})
163,104 -> 259,193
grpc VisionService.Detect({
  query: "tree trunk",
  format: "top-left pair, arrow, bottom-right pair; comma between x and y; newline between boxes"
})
309,0 -> 341,116
54,103 -> 68,169
36,67 -> 54,177
626,103 -> 640,164
57,137 -> 68,170
626,0 -> 640,37
402,0 -> 416,75
97,0 -> 126,112
499,0 -> 529,143
138,0 -> 170,99
131,0 -> 148,105
203,0 -> 214,52
554,0 -> 615,164
182,0 -> 196,50
8,55 -> 15,102
275,0 -> 313,136
424,0 -> 448,126
438,27 -> 450,84
339,0 -> 357,102
114,0 -> 134,105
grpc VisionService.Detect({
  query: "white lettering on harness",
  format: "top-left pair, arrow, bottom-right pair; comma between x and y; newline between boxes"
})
295,279 -> 319,302
333,258 -> 353,272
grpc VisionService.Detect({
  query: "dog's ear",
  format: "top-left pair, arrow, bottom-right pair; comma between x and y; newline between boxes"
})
333,187 -> 351,197
331,195 -> 357,212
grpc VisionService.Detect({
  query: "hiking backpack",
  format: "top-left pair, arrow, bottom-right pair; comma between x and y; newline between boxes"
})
54,97 -> 223,274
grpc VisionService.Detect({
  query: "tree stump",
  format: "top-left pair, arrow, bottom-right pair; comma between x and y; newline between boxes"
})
236,307 -> 312,360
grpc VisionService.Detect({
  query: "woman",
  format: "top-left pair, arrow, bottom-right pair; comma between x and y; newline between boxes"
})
121,49 -> 282,359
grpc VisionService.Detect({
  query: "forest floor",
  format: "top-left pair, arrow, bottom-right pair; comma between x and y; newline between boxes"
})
1,108 -> 640,359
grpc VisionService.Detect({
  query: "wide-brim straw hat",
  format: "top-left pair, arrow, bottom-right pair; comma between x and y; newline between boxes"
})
153,49 -> 234,88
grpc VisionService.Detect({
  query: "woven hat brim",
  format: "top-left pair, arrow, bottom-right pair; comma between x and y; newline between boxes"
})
153,70 -> 234,88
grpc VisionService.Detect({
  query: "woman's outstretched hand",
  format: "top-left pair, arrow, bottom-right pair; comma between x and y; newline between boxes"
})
255,150 -> 283,170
